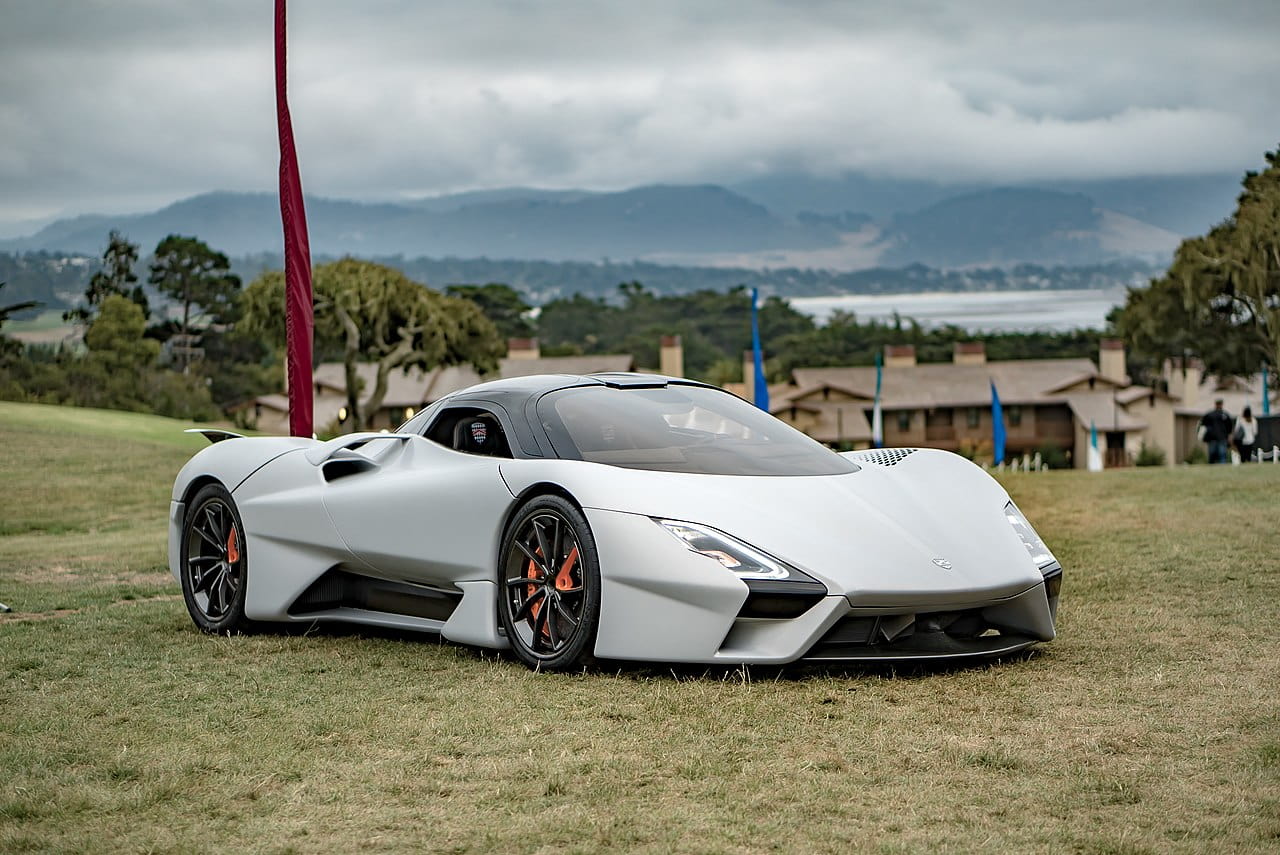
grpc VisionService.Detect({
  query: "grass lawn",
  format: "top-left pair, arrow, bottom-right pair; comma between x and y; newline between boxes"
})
4,311 -> 77,346
3,310 -> 70,334
2,401 -> 1278,853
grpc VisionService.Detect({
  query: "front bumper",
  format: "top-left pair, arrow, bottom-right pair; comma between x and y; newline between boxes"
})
587,508 -> 1061,664
717,576 -> 1056,665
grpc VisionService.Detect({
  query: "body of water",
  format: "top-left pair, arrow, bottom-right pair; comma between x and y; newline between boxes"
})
789,287 -> 1128,332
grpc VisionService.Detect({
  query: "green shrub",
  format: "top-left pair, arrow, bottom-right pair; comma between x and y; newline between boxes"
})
1135,441 -> 1167,466
1035,442 -> 1070,470
1184,444 -> 1208,465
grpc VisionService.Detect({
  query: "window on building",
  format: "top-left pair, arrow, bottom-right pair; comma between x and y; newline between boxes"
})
967,407 -> 981,428
1007,406 -> 1022,427
925,408 -> 952,427
896,410 -> 911,431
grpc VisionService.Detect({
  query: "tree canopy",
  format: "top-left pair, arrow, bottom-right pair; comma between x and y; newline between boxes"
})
536,283 -> 814,379
64,231 -> 148,323
148,235 -> 241,351
1113,147 -> 1279,387
444,283 -> 534,340
241,258 -> 504,430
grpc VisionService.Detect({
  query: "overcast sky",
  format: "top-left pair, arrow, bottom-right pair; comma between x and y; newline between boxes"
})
1,0 -> 1277,233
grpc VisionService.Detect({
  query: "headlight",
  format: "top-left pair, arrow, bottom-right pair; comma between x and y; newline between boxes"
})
655,519 -> 814,583
1004,502 -> 1056,571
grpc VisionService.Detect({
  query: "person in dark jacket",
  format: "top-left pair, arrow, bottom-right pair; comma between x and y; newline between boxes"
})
1199,398 -> 1233,464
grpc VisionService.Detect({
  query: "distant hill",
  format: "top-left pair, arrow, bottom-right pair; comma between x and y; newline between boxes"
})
3,186 -> 832,262
880,188 -> 1104,267
731,171 -> 1242,236
4,171 -> 1239,269
402,187 -> 600,212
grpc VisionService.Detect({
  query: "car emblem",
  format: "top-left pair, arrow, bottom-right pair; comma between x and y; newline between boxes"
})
470,421 -> 488,444
932,558 -> 953,570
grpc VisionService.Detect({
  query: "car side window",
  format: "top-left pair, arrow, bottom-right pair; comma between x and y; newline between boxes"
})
424,407 -> 514,458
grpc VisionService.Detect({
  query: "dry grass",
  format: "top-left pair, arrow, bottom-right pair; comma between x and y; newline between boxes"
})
2,402 -> 1279,853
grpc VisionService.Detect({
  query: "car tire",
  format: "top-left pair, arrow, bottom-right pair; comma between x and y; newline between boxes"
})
180,483 -> 254,635
497,494 -> 601,671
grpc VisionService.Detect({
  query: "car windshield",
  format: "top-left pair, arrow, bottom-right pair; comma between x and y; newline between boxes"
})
538,384 -> 858,476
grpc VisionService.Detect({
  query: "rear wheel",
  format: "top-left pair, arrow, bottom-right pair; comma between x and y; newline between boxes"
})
498,495 -> 600,671
180,484 -> 253,634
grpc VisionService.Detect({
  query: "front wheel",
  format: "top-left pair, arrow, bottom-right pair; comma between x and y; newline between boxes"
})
180,483 -> 253,635
498,495 -> 601,671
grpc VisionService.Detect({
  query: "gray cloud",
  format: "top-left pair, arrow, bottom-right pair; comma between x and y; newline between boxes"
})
1,0 -> 1277,232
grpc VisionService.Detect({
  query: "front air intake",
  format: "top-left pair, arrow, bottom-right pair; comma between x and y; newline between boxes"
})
804,607 -> 1037,660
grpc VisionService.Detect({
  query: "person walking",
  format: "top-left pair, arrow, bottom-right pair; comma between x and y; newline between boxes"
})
1234,405 -> 1259,463
1198,398 -> 1234,464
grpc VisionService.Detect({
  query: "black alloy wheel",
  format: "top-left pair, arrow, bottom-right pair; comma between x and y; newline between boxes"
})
498,494 -> 600,671
181,483 -> 252,634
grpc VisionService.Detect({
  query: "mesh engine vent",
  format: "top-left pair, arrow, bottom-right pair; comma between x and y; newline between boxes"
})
851,448 -> 919,466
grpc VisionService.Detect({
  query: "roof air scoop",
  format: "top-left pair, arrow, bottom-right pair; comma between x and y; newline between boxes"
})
590,372 -> 670,389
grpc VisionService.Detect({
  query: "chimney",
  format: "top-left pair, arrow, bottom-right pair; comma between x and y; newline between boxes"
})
660,335 -> 684,378
1163,357 -> 1202,408
1099,338 -> 1127,385
507,337 -> 540,360
884,344 -> 916,368
953,341 -> 986,365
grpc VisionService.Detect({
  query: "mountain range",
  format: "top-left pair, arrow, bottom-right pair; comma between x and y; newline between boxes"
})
2,173 -> 1241,271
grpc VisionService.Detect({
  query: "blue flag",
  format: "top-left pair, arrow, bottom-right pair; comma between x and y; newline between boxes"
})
1088,419 -> 1103,471
750,287 -> 769,411
990,380 -> 1005,464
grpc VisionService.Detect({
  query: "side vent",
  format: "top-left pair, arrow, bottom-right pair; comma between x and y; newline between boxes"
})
290,568 -> 461,621
322,457 -> 378,482
849,448 -> 919,467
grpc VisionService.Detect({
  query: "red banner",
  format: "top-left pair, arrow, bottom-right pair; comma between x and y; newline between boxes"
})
275,0 -> 314,437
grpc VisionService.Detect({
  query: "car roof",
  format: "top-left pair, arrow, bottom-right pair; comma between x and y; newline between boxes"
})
443,372 -> 715,402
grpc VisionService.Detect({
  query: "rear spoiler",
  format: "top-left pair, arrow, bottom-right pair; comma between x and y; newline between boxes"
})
185,428 -> 244,445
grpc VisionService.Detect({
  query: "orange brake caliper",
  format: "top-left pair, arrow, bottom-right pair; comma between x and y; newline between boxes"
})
226,527 -> 240,563
526,545 -> 579,638
555,547 -> 578,591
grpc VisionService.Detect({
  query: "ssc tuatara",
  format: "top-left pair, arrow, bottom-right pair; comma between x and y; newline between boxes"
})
170,373 -> 1062,670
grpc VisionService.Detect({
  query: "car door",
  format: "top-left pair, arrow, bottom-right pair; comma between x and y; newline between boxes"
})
318,433 -> 516,587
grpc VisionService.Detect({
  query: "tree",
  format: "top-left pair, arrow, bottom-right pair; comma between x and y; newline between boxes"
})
84,295 -> 160,373
535,283 -> 817,379
64,231 -> 148,323
1113,146 -> 1280,390
55,295 -> 164,412
444,283 -> 535,340
148,235 -> 241,359
242,258 -> 504,430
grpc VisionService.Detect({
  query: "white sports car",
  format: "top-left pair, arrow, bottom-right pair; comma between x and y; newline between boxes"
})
170,373 -> 1061,671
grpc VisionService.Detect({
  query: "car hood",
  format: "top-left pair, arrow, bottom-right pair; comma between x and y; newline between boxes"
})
501,450 -> 1044,607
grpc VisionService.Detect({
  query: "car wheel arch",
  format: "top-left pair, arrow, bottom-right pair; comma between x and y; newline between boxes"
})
493,482 -> 581,574
181,475 -> 226,515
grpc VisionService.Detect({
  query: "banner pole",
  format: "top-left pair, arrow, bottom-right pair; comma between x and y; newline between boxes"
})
275,0 -> 314,437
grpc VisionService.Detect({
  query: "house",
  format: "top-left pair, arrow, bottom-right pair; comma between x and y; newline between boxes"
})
767,340 -> 1274,468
